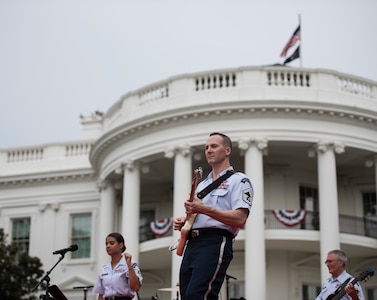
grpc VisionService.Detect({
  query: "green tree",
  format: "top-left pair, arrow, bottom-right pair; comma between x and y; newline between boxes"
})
0,228 -> 44,300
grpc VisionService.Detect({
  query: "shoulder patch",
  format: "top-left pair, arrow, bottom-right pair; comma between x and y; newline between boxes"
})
242,188 -> 252,206
241,178 -> 251,184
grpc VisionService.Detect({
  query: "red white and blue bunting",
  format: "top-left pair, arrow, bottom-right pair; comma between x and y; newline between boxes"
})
150,218 -> 173,237
272,210 -> 307,227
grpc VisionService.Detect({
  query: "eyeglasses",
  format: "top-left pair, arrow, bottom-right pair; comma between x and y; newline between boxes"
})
324,259 -> 341,264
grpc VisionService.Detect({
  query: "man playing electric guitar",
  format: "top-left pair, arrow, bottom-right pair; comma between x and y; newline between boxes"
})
316,250 -> 365,300
173,132 -> 253,300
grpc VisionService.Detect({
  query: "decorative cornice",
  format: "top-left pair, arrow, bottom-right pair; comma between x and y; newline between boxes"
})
238,138 -> 268,151
164,144 -> 191,159
96,178 -> 108,192
38,201 -> 60,213
0,172 -> 95,188
124,160 -> 139,171
315,141 -> 345,154
90,104 -> 377,170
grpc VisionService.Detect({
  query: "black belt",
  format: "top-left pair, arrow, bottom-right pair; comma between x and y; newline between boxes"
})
104,297 -> 132,300
189,228 -> 234,240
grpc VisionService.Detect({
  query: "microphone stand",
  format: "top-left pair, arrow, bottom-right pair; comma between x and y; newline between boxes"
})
32,253 -> 66,299
225,274 -> 237,300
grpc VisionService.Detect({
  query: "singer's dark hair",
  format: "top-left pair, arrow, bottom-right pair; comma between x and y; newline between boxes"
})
107,232 -> 126,252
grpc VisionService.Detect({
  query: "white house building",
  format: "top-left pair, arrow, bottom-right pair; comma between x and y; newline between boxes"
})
1,65 -> 377,300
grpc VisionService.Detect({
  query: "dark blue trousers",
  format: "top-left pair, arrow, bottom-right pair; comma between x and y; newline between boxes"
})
179,233 -> 233,300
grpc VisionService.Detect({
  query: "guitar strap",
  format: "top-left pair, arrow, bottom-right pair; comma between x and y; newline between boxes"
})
196,170 -> 235,199
332,277 -> 352,297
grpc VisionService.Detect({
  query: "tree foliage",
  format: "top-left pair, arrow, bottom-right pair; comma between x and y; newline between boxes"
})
0,228 -> 44,300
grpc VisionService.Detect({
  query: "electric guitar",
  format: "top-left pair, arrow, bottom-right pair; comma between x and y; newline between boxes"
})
175,167 -> 203,256
326,268 -> 374,300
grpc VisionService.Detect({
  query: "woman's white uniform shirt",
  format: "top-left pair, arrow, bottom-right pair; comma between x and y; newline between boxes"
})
93,255 -> 143,298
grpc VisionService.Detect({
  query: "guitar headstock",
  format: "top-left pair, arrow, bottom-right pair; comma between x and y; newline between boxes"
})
356,268 -> 374,283
189,167 -> 203,200
195,167 -> 203,179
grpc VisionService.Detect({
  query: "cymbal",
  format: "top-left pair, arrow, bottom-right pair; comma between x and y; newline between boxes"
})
158,287 -> 179,292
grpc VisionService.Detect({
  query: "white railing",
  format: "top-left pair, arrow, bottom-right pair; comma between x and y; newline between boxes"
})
130,66 -> 375,109
6,147 -> 44,163
1,142 -> 92,165
194,72 -> 237,90
65,143 -> 92,157
266,69 -> 311,87
337,76 -> 373,97
139,84 -> 169,105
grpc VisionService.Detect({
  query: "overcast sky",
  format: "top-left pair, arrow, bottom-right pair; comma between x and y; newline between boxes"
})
1,0 -> 376,149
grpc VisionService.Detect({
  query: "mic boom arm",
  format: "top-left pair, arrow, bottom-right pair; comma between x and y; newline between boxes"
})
32,245 -> 79,298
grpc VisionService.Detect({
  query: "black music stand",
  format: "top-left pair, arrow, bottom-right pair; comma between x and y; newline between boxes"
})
49,285 -> 68,300
225,274 -> 237,300
73,285 -> 94,300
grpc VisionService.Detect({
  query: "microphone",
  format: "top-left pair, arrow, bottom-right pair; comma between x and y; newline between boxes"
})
53,244 -> 79,255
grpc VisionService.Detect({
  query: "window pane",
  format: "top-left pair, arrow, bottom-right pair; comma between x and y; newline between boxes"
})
299,185 -> 319,230
302,284 -> 321,300
71,214 -> 91,259
368,288 -> 377,300
229,282 -> 245,299
12,218 -> 31,253
363,192 -> 376,216
140,210 -> 156,242
363,192 -> 377,238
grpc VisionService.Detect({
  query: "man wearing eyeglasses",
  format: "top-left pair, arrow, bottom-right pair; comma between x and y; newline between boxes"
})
315,249 -> 365,300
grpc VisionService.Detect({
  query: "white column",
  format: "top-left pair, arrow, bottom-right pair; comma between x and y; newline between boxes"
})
374,155 -> 377,196
166,145 -> 192,290
316,141 -> 344,282
37,201 -> 59,267
97,178 -> 116,267
239,138 -> 267,300
122,160 -> 141,262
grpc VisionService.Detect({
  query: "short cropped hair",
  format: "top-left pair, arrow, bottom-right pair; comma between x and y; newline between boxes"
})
209,132 -> 232,150
328,249 -> 348,267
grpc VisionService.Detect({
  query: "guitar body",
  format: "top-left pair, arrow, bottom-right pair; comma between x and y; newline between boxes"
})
176,168 -> 202,256
176,213 -> 197,256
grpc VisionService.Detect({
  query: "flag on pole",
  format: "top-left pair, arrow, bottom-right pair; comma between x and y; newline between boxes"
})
280,25 -> 301,57
283,46 -> 300,64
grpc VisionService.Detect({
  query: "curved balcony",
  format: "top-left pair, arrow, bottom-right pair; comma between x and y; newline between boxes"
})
139,210 -> 377,270
140,210 -> 377,244
265,211 -> 377,238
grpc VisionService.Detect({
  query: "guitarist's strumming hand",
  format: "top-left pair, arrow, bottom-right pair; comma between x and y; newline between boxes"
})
173,216 -> 186,231
173,196 -> 203,231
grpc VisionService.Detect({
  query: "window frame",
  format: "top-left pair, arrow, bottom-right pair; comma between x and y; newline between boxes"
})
11,217 -> 31,253
70,212 -> 93,259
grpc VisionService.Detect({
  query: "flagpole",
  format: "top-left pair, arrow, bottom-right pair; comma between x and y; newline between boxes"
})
298,13 -> 302,68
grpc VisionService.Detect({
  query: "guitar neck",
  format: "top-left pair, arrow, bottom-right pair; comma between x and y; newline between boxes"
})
175,167 -> 203,256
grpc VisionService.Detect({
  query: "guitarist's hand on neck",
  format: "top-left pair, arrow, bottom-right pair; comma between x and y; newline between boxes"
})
345,283 -> 360,300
